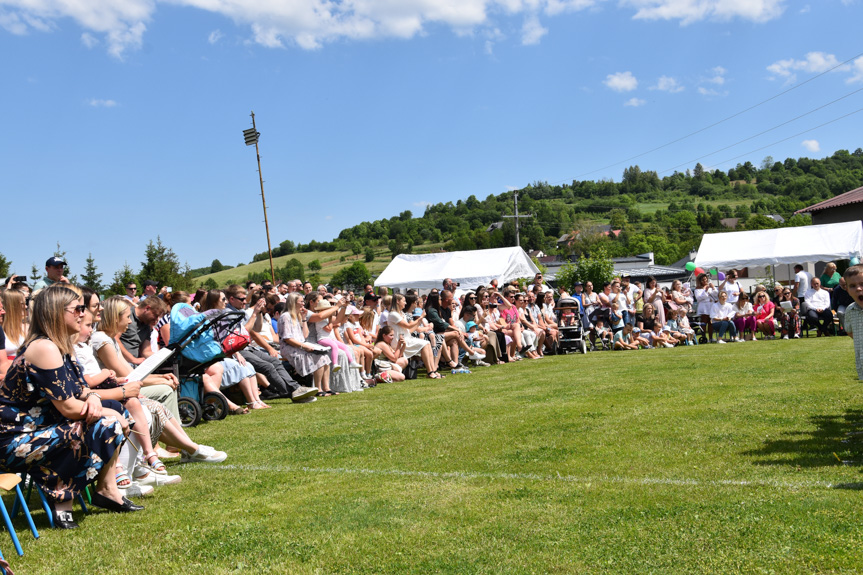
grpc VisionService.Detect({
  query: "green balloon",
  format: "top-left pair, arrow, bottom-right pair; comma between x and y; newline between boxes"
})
685,262 -> 696,272
709,268 -> 718,276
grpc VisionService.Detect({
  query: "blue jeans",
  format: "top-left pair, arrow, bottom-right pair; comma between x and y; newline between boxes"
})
712,320 -> 737,340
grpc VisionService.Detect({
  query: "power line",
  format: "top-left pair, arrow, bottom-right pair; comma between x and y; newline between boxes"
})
659,85 -> 863,174
549,49 -> 863,184
704,105 -> 863,171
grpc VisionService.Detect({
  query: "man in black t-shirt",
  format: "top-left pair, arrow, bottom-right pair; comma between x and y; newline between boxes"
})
119,297 -> 167,364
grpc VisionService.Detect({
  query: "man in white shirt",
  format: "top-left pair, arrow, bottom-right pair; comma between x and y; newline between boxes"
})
803,277 -> 833,336
794,264 -> 812,302
620,274 -> 638,324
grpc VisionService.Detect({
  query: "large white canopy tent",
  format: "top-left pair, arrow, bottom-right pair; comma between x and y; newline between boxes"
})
693,221 -> 863,270
374,246 -> 540,290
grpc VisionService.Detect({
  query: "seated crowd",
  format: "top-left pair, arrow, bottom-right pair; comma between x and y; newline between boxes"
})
0,256 -> 858,532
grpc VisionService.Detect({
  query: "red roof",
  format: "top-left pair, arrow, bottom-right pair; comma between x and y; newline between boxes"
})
795,185 -> 863,214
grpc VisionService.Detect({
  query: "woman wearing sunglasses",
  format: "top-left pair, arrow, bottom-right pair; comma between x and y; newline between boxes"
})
0,286 -> 134,529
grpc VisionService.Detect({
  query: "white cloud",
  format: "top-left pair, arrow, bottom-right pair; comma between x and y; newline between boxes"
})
697,86 -> 722,97
604,71 -> 638,92
521,15 -> 547,45
87,98 -> 117,107
413,201 -> 431,208
801,139 -> 820,153
208,29 -> 223,44
0,0 -> 790,58
767,51 -> 841,83
651,75 -> 684,92
706,65 -> 726,84
624,97 -> 646,107
80,32 -> 98,48
696,66 -> 727,97
624,0 -> 785,24
850,56 -> 863,84
325,215 -> 333,220
799,5 -> 810,13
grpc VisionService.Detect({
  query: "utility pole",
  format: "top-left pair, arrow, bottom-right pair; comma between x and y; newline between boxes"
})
243,111 -> 276,285
502,191 -> 533,248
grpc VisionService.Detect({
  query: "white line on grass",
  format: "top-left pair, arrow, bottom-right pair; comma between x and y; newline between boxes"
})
205,464 -> 836,491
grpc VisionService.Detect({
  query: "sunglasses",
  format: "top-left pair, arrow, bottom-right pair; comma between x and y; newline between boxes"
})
65,305 -> 86,314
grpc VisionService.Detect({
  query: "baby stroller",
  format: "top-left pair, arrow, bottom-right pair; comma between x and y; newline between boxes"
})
555,296 -> 588,354
160,304 -> 251,427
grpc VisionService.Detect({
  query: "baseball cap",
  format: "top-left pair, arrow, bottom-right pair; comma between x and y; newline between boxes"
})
143,280 -> 159,288
45,257 -> 66,267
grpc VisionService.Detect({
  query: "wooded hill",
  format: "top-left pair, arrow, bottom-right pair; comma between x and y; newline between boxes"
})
237,148 -> 863,271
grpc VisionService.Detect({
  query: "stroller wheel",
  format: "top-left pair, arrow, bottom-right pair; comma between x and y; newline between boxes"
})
580,339 -> 588,354
178,398 -> 202,427
202,392 -> 229,421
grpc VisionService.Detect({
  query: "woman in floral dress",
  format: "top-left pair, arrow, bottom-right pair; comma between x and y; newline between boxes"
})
0,286 -> 135,529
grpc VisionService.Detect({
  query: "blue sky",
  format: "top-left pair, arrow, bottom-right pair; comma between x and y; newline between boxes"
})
1,0 -> 862,281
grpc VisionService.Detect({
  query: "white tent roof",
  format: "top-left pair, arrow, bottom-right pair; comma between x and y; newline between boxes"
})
693,221 -> 863,270
374,246 -> 540,290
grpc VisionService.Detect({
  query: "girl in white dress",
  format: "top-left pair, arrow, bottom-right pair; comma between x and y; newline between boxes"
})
387,294 -> 442,379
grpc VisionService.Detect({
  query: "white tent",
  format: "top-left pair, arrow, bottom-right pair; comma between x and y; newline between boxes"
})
374,246 -> 540,290
693,221 -> 863,270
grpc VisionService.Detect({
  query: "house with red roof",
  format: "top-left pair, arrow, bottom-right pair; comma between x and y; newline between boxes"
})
795,185 -> 863,225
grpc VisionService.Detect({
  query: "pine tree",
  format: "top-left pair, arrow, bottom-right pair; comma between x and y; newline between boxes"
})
107,263 -> 138,296
80,253 -> 104,293
0,252 -> 10,278
53,241 -> 78,284
30,263 -> 40,282
139,237 -> 194,292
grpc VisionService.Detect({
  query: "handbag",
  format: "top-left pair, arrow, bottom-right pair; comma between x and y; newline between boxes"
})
221,330 -> 251,355
404,357 -> 420,380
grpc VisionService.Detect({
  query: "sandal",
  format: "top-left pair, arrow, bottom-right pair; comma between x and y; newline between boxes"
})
229,406 -> 249,415
247,401 -> 271,410
116,466 -> 132,488
316,392 -> 326,397
145,453 -> 167,475
427,371 -> 442,379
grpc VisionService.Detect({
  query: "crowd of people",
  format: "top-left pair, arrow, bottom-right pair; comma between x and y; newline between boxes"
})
0,254 -> 860,533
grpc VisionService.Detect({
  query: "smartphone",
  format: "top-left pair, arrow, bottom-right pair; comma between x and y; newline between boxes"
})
166,287 -> 173,293
14,275 -> 26,282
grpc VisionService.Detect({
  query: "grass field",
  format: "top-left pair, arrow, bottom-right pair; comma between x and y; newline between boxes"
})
9,337 -> 863,574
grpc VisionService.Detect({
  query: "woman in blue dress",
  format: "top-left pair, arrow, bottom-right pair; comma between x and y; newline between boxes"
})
0,286 -> 138,529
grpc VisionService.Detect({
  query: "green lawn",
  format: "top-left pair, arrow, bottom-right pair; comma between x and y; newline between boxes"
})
9,337 -> 863,574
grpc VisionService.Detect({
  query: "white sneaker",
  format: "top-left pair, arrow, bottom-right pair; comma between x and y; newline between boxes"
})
782,335 -> 789,340
663,342 -> 674,348
332,364 -> 342,373
135,471 -> 182,487
181,445 -> 227,463
349,361 -> 362,370
717,340 -> 727,344
120,481 -> 154,498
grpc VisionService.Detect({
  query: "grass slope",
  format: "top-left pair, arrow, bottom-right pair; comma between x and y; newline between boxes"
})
195,243 -> 447,287
10,337 -> 863,574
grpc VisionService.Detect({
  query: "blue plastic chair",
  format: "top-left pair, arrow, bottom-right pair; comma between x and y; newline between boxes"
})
13,474 -> 87,530
0,474 -> 38,557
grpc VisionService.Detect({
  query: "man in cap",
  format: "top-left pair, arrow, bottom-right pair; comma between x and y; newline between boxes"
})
140,280 -> 159,300
32,257 -> 70,290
